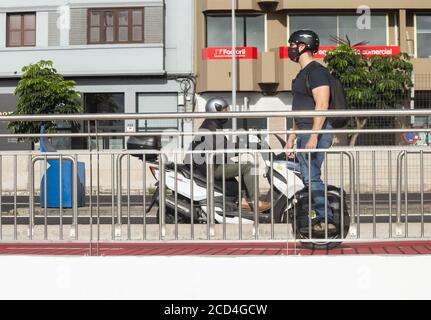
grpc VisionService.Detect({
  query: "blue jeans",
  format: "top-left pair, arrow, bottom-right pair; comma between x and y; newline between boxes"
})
296,123 -> 334,223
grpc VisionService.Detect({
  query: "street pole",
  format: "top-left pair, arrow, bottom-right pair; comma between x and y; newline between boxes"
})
232,0 -> 237,139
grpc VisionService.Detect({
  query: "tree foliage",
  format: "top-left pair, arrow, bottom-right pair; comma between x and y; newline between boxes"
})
324,42 -> 413,145
8,60 -> 82,142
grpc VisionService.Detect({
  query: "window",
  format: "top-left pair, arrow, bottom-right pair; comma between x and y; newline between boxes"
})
206,15 -> 265,52
289,14 -> 387,46
7,13 -> 36,47
88,8 -> 144,44
413,90 -> 431,127
289,15 -> 337,46
417,15 -> 431,58
137,93 -> 178,131
137,93 -> 179,148
84,93 -> 125,150
0,94 -> 31,151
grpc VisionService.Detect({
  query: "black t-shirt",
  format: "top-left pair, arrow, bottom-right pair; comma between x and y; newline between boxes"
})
292,61 -> 331,130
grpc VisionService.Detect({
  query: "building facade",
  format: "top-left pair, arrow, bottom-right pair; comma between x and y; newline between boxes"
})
0,0 -> 194,150
1,0 -> 430,150
195,0 -> 431,144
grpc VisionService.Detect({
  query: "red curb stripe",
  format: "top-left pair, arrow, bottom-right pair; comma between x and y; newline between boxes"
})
1,241 -> 431,256
370,247 -> 387,255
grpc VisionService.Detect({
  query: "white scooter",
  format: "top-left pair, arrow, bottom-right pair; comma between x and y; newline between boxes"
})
127,134 -> 350,249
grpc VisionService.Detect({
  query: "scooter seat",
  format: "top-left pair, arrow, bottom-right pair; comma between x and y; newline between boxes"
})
165,163 -> 238,196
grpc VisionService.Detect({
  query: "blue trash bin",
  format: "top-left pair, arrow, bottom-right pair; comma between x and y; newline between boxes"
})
39,127 -> 86,208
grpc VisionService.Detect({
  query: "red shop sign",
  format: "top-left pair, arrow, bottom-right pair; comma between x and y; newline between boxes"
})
202,47 -> 258,60
279,46 -> 401,59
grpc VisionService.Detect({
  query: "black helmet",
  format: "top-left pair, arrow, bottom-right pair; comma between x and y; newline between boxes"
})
205,97 -> 230,113
288,30 -> 320,54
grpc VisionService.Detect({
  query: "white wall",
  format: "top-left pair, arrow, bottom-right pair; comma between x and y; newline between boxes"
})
0,0 -> 194,76
0,13 -> 6,48
36,12 -> 49,47
0,45 -> 164,77
0,0 -> 164,11
196,93 -> 293,112
165,0 -> 194,75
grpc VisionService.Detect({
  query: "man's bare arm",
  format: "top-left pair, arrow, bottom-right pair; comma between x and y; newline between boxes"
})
285,123 -> 297,158
304,85 -> 330,149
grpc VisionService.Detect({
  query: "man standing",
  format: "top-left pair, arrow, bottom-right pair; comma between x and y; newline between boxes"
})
285,30 -> 335,232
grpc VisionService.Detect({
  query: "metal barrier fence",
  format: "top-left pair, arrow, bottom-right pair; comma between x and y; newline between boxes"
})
0,110 -> 430,248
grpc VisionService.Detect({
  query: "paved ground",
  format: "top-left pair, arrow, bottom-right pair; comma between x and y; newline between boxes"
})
1,196 -> 430,256
1,240 -> 431,256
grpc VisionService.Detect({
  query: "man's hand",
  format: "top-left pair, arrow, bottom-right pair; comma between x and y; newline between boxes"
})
305,134 -> 319,149
285,137 -> 296,159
